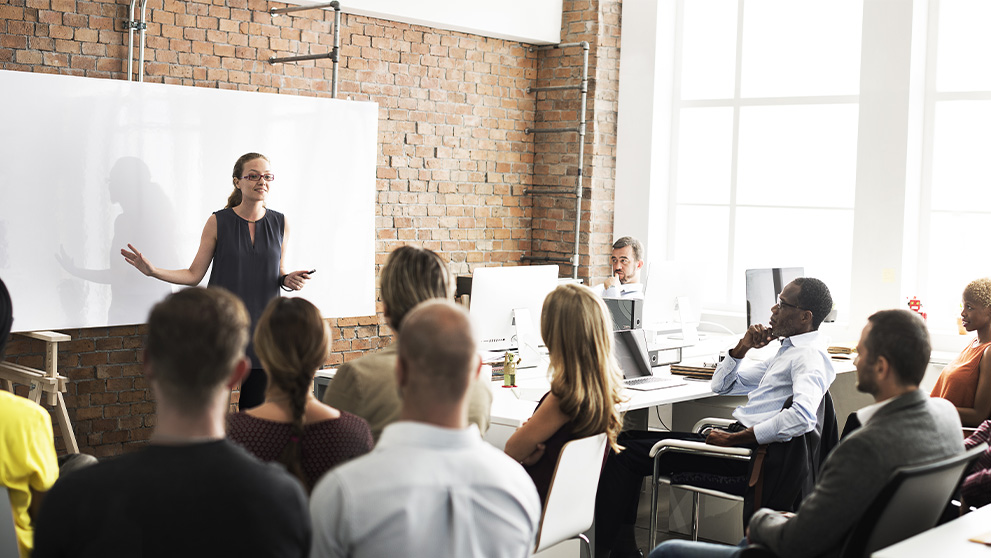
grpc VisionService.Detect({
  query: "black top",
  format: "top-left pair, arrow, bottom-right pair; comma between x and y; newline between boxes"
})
209,207 -> 284,368
524,392 -> 577,507
228,411 -> 374,489
33,439 -> 310,558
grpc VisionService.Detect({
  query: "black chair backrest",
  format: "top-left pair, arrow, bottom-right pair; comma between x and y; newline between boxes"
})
840,443 -> 987,558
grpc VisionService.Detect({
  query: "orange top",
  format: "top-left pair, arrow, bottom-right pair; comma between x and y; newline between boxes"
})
931,339 -> 991,408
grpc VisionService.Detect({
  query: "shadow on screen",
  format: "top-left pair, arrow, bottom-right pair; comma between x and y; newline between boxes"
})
55,157 -> 179,325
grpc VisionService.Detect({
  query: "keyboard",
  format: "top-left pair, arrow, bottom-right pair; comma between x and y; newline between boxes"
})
623,375 -> 687,391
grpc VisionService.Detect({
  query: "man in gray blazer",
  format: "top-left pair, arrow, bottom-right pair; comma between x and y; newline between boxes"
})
648,309 -> 964,558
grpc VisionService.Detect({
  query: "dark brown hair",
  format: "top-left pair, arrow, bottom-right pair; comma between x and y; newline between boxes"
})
226,152 -> 269,209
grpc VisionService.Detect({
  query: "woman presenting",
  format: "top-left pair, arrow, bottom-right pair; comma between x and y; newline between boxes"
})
122,152 -> 312,409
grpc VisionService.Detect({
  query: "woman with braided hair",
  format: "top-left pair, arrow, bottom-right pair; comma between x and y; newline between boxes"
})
227,297 -> 372,492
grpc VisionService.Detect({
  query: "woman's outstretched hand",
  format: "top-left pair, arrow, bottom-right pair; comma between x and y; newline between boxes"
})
121,243 -> 156,277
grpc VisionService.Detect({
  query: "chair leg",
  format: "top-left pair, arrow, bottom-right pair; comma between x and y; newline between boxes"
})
690,491 -> 700,541
649,473 -> 659,549
578,533 -> 590,558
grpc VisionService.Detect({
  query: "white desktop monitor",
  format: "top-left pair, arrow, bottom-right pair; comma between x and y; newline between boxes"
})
469,265 -> 559,352
745,267 -> 804,327
642,260 -> 706,327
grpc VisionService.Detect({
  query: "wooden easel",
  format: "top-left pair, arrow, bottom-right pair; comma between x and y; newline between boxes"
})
0,331 -> 78,453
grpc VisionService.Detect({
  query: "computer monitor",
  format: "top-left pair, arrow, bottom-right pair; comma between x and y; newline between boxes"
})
641,261 -> 706,338
469,265 -> 559,353
745,267 -> 804,327
613,329 -> 653,380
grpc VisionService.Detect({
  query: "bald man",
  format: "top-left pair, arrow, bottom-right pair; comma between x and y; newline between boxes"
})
309,300 -> 540,558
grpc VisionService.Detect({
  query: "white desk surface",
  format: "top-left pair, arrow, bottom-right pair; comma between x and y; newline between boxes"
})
489,364 -> 716,429
872,504 -> 991,557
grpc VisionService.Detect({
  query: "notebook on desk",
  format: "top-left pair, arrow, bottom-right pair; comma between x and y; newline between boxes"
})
670,364 -> 716,380
614,329 -> 687,391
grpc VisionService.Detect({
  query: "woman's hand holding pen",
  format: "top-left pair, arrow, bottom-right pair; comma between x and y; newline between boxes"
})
282,269 -> 315,291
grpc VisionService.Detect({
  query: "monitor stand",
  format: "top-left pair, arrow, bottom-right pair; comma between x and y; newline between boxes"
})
512,308 -> 543,369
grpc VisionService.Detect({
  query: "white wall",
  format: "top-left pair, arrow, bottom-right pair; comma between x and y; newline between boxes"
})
291,0 -> 564,45
0,70 -> 378,331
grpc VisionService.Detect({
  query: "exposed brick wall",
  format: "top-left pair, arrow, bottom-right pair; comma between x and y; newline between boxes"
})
1,0 -> 620,455
528,0 -> 621,284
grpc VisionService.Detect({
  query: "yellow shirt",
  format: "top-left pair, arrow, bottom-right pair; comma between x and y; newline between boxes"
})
1,390 -> 58,558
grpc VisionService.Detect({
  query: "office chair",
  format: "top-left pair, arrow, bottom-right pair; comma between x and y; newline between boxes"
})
739,442 -> 988,558
533,433 -> 609,558
648,418 -> 752,546
648,393 -> 837,548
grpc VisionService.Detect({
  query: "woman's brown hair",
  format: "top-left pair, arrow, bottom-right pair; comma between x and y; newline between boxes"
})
253,296 -> 330,492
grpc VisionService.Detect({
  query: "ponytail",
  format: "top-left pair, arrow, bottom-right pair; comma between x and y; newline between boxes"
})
253,296 -> 331,493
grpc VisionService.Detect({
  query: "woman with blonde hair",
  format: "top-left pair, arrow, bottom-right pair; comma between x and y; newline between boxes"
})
228,297 -> 372,492
931,277 -> 991,427
504,283 -> 624,505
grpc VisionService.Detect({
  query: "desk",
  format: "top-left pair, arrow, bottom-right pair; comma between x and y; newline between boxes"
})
873,504 -> 991,557
485,357 -> 857,449
485,361 -> 717,449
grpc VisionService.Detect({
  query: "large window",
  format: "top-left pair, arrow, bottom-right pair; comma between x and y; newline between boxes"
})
669,1 -> 863,316
920,0 -> 991,338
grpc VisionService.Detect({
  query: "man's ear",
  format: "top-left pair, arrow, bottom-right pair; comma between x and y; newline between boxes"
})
225,357 -> 251,390
471,355 -> 483,382
874,354 -> 891,382
636,259 -> 644,270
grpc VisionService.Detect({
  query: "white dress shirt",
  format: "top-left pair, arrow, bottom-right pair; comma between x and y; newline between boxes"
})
594,282 -> 644,299
710,330 -> 836,445
309,422 -> 541,558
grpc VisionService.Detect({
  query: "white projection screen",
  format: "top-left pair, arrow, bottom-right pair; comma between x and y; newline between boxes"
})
0,70 -> 378,332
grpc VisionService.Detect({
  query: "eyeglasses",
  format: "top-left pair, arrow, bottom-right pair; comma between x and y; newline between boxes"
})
777,296 -> 807,311
241,173 -> 275,182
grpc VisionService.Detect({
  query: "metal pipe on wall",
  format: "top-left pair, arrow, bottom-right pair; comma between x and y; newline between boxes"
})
571,41 -> 589,280
137,0 -> 149,82
525,41 -> 590,279
331,2 -> 341,98
126,0 -> 136,80
267,1 -> 341,99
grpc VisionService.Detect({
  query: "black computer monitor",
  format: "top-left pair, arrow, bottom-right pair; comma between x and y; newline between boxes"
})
745,267 -> 804,327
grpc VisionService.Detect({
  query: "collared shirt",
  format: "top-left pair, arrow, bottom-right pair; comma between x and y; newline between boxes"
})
855,395 -> 895,427
710,330 -> 836,445
309,422 -> 541,558
594,282 -> 645,299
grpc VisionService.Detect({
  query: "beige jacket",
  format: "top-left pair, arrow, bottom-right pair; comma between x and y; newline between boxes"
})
323,343 -> 493,443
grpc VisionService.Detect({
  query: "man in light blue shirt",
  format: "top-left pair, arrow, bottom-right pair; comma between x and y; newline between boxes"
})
595,278 -> 836,558
309,300 -> 540,558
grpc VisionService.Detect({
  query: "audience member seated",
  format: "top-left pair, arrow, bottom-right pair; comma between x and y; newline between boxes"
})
0,277 -> 58,558
930,277 -> 991,427
596,278 -> 836,558
0,277 -> 98,557
228,297 -> 372,492
323,245 -> 491,442
648,309 -> 964,558
960,418 -> 991,509
33,288 -> 310,558
504,283 -> 624,505
309,300 -> 540,558
594,236 -> 646,298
